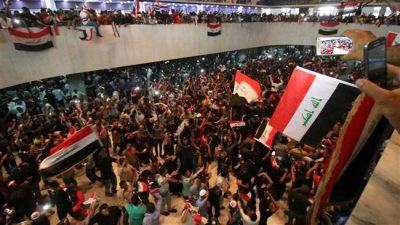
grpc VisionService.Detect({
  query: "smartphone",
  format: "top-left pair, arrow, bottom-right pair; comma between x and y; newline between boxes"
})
364,37 -> 387,86
316,37 -> 353,56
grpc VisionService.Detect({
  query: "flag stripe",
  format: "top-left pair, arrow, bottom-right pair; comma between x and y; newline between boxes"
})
300,83 -> 360,146
40,141 -> 100,177
270,68 -> 316,133
50,126 -> 95,155
9,27 -> 51,39
320,21 -> 340,27
14,41 -> 53,51
386,31 -> 400,46
207,23 -> 221,29
282,74 -> 340,143
208,31 -> 221,36
318,29 -> 338,35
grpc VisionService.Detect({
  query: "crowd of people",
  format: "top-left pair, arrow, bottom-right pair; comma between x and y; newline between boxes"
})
318,37 -> 353,55
1,1 -> 400,30
0,44 -> 367,225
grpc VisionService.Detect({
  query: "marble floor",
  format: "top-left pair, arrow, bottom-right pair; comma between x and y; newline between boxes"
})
39,158 -> 288,225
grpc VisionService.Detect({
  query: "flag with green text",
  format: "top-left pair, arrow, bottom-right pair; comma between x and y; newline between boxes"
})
269,67 -> 360,147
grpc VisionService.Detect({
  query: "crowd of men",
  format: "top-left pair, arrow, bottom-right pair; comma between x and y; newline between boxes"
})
1,1 -> 400,30
0,46 -> 361,225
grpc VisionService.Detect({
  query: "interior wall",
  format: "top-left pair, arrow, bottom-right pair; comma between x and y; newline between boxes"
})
1,22 -> 399,89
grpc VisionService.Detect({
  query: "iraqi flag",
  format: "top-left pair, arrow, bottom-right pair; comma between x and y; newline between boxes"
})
233,71 -> 262,103
386,31 -> 400,47
318,21 -> 340,36
8,27 -> 54,51
254,118 -> 278,149
338,2 -> 359,14
207,22 -> 221,36
40,126 -> 102,178
229,120 -> 246,128
269,67 -> 360,147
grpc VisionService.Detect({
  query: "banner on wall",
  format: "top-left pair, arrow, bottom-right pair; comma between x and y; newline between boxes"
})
318,21 -> 340,36
8,27 -> 54,51
207,22 -> 221,36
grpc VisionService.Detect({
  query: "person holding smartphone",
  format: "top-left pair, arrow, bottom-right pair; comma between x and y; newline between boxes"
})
341,29 -> 400,133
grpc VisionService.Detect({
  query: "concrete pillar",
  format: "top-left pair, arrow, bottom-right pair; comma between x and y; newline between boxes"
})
44,0 -> 57,11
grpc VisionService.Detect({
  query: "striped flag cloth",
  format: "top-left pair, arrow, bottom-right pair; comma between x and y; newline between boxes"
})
254,118 -> 278,149
269,67 -> 360,147
318,21 -> 340,36
338,2 -> 359,14
308,94 -> 381,224
229,120 -> 246,128
238,190 -> 252,205
8,27 -> 54,51
386,31 -> 400,46
207,22 -> 221,36
233,71 -> 262,103
40,126 -> 102,177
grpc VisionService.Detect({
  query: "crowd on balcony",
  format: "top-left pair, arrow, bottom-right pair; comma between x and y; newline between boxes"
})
1,3 -> 400,30
0,45 -> 366,225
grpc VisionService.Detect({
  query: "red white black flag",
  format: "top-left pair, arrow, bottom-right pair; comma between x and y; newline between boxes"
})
318,21 -> 340,36
233,71 -> 262,103
269,67 -> 359,147
254,118 -> 278,149
386,31 -> 400,46
40,126 -> 102,177
207,22 -> 221,36
8,27 -> 54,51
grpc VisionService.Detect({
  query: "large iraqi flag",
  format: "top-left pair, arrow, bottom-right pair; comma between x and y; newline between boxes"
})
40,126 -> 102,177
8,27 -> 54,51
269,67 -> 360,147
233,71 -> 262,103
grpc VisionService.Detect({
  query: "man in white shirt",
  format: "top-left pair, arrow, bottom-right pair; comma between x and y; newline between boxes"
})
79,8 -> 102,38
238,198 -> 260,225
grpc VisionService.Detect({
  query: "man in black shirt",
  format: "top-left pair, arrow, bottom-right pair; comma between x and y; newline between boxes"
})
207,185 -> 222,222
89,204 -> 121,225
97,148 -> 118,196
31,211 -> 51,225
258,189 -> 279,225
177,137 -> 195,173
49,181 -> 75,221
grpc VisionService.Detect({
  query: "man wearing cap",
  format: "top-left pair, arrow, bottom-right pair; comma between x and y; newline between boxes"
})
196,189 -> 208,219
